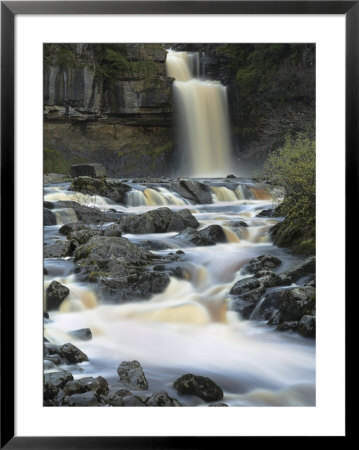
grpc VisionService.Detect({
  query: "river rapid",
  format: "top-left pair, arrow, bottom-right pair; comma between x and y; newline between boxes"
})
44,178 -> 315,407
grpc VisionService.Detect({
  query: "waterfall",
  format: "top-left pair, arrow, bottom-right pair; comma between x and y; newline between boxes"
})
166,50 -> 234,177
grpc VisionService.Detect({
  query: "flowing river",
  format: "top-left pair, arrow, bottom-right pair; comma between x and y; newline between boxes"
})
44,179 -> 315,407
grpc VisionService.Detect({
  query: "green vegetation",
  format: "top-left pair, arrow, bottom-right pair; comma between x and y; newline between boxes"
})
216,44 -> 315,158
93,44 -> 158,81
258,135 -> 315,255
44,44 -> 78,68
44,148 -> 71,174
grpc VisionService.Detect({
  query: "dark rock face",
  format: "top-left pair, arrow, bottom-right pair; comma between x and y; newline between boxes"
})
57,343 -> 89,364
44,240 -> 72,258
119,207 -> 199,234
117,360 -> 149,390
69,328 -> 93,341
43,44 -> 174,177
146,391 -> 182,406
230,277 -> 261,296
242,254 -> 282,274
63,376 -> 109,396
70,177 -> 131,204
170,179 -> 212,204
44,208 -> 57,226
276,286 -> 315,324
70,163 -> 106,179
297,315 -> 316,338
46,280 -> 70,311
173,374 -> 223,402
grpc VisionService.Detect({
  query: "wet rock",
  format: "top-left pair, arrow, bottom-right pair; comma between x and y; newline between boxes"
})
63,376 -> 109,396
229,287 -> 266,319
276,286 -> 315,324
44,240 -> 72,258
45,343 -> 60,354
58,343 -> 89,364
69,328 -> 93,341
44,360 -> 56,371
242,254 -> 282,275
106,393 -> 125,406
59,222 -> 85,236
70,176 -> 131,204
170,178 -> 212,204
208,403 -> 229,407
103,223 -> 122,237
146,390 -> 182,406
55,389 -> 66,405
121,395 -> 146,406
176,225 -> 226,246
297,315 -> 316,338
44,208 -> 57,226
44,370 -> 73,400
68,229 -> 103,245
44,354 -> 64,366
173,374 -> 223,402
52,200 -> 121,224
278,256 -> 316,284
98,271 -> 170,300
46,280 -> 70,311
276,321 -> 300,332
70,163 -> 106,179
230,277 -> 261,296
66,391 -> 98,406
256,208 -> 275,217
134,239 -> 170,251
117,360 -> 148,390
119,207 -> 199,234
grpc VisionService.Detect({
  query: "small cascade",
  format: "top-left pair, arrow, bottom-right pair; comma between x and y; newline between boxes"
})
126,187 -> 188,207
223,227 -> 241,243
211,186 -> 239,202
53,208 -> 78,225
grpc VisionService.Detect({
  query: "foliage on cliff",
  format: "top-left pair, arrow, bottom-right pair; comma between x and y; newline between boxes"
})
44,148 -> 71,174
258,135 -> 315,255
216,44 -> 315,161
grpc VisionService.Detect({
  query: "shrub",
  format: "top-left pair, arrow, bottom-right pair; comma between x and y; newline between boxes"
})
258,135 -> 315,254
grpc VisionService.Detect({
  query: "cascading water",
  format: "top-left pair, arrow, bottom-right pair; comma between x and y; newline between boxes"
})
44,178 -> 315,407
166,50 -> 234,177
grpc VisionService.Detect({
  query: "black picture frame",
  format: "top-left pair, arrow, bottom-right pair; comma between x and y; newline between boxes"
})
1,1 -> 353,447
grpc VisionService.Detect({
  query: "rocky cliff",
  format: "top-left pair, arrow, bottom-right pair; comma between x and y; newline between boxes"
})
43,44 -> 174,177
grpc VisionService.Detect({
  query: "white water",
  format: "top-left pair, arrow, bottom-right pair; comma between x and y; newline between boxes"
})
44,181 -> 315,406
166,50 -> 234,177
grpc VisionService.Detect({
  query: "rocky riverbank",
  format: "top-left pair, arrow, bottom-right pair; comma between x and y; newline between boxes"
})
44,173 -> 316,407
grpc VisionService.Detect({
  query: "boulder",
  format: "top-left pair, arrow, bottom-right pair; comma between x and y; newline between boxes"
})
173,374 -> 223,402
103,223 -> 122,237
170,178 -> 212,204
70,176 -> 131,204
297,315 -> 316,338
70,163 -> 106,179
276,286 -> 315,323
278,256 -> 316,284
44,240 -> 72,258
59,222 -> 85,236
46,280 -> 70,311
230,277 -> 261,296
57,343 -> 89,364
146,390 -> 182,406
44,370 -> 73,400
229,287 -> 266,319
44,208 -> 57,226
69,328 -> 93,341
121,395 -> 146,406
208,403 -> 229,407
176,225 -> 226,246
119,207 -> 199,234
242,254 -> 282,274
117,360 -> 148,390
63,376 -> 109,396
68,229 -> 103,245
66,391 -> 98,406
